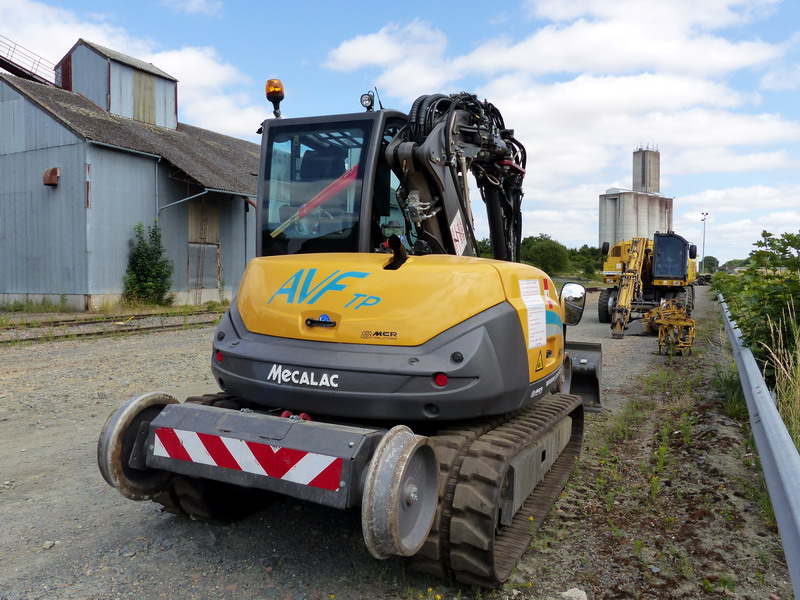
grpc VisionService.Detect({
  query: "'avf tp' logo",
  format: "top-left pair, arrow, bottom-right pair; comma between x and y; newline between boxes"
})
268,268 -> 381,309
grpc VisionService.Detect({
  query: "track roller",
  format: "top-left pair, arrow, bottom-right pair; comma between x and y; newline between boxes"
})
97,391 -> 177,500
362,425 -> 438,559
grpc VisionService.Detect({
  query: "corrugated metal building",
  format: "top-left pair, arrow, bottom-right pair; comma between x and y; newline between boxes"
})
598,149 -> 673,247
0,39 -> 260,309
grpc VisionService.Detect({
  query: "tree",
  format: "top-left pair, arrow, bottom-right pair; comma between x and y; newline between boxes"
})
521,234 -> 570,275
567,244 -> 603,277
712,230 -> 800,359
701,255 -> 719,272
721,257 -> 750,271
476,238 -> 493,258
123,220 -> 175,305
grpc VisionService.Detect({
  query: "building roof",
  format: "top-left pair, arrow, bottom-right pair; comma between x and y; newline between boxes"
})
0,72 -> 260,196
58,39 -> 178,82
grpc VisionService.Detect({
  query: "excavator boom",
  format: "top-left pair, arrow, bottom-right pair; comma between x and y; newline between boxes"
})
610,236 -> 648,338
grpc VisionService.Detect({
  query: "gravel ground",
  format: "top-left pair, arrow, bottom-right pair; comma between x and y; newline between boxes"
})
0,288 -> 792,599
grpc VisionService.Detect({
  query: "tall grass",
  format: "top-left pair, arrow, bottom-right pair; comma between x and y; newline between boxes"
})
763,309 -> 800,449
712,361 -> 748,422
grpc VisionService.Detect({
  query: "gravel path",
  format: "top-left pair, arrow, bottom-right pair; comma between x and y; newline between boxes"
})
0,288 -> 791,599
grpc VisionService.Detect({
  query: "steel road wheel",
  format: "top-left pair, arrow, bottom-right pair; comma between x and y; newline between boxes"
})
362,425 -> 439,559
97,391 -> 177,500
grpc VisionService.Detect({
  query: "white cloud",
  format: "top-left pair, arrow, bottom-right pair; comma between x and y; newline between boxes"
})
324,20 -> 455,101
0,0 -> 151,65
672,186 -> 800,261
678,184 -> 800,213
0,0 -> 262,139
529,0 -> 781,30
455,0 -> 783,79
521,208 -> 600,248
473,75 -> 800,189
324,20 -> 447,70
147,46 -> 247,88
670,148 -> 800,174
161,0 -> 222,17
147,47 -> 265,137
321,1 -> 799,262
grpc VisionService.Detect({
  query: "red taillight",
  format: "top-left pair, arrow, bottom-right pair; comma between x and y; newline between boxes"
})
215,350 -> 223,363
433,372 -> 448,387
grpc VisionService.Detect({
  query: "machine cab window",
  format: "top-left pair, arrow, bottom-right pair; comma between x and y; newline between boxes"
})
261,122 -> 371,255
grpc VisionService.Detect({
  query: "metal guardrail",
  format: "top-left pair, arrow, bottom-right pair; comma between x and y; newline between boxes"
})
718,296 -> 800,598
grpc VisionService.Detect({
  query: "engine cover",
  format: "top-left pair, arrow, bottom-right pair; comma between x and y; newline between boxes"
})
211,253 -> 566,421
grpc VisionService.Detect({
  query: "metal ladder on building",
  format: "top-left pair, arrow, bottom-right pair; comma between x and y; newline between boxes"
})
0,34 -> 59,86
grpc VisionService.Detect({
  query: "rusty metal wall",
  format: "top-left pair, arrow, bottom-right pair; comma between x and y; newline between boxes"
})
111,61 -> 176,128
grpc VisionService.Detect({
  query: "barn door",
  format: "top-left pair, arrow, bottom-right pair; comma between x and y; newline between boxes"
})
188,200 -> 220,304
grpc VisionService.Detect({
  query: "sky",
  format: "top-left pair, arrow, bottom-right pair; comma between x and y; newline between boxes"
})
2,0 -> 800,264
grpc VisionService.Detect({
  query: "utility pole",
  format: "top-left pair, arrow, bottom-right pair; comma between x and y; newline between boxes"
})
701,212 -> 709,273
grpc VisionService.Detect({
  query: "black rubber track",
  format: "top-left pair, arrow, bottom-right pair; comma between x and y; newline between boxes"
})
447,393 -> 584,587
409,417 -> 510,577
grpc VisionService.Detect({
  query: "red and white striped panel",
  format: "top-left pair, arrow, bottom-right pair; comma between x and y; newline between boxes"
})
542,278 -> 555,308
153,427 -> 343,491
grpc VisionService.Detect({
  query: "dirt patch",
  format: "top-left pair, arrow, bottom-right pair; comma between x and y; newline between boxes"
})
506,288 -> 793,599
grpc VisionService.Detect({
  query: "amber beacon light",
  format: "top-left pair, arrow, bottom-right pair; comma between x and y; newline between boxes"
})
266,79 -> 285,118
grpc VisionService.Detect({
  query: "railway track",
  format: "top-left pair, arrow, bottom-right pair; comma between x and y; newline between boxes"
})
0,310 -> 223,344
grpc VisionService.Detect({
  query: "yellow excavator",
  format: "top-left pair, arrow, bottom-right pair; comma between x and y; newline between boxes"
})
599,233 -> 697,353
97,82 -> 602,587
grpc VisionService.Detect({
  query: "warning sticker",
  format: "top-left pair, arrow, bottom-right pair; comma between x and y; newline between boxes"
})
519,279 -> 546,349
450,212 -> 468,256
535,351 -> 544,371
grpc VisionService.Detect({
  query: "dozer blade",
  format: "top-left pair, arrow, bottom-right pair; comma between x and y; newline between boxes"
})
565,341 -> 602,412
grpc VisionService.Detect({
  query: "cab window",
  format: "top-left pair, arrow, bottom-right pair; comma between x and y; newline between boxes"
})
261,122 -> 371,255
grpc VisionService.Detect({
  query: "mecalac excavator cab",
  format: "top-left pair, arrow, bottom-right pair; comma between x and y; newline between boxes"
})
258,108 -> 410,256
98,81 -> 602,588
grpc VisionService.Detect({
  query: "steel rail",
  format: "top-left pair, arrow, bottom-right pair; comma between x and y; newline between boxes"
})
0,317 -> 219,345
719,295 -> 800,598
0,310 -> 222,331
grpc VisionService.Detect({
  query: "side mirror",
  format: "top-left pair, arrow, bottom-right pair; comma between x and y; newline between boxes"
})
689,244 -> 698,260
601,241 -> 610,256
560,282 -> 586,326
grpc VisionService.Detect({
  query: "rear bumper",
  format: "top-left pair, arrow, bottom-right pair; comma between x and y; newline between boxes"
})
145,403 -> 385,509
210,301 -> 533,421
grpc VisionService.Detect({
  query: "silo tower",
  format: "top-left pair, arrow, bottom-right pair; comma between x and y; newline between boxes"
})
599,148 -> 673,248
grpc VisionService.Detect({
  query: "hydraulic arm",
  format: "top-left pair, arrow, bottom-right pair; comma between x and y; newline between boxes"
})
611,236 -> 648,339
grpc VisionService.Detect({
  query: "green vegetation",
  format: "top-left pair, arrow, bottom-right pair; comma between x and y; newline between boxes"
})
700,255 -> 719,272
711,230 -> 800,450
0,295 -> 76,313
763,311 -> 800,449
477,236 -> 603,278
712,230 -> 799,359
521,234 -> 570,274
123,220 -> 175,306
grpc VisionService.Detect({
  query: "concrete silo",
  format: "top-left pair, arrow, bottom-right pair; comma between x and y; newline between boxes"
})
599,148 -> 673,248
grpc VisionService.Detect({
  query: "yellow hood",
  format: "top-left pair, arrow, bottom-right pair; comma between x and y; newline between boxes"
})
237,253 -> 507,346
